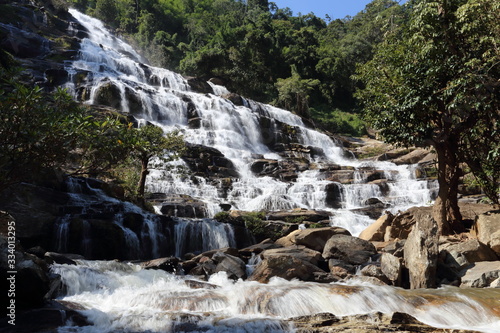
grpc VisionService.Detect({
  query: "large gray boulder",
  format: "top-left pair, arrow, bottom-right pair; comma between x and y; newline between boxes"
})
471,210 -> 500,256
248,255 -> 325,283
403,213 -> 439,289
261,245 -> 323,266
322,234 -> 377,265
381,252 -> 403,286
440,238 -> 498,271
212,251 -> 247,280
459,261 -> 500,288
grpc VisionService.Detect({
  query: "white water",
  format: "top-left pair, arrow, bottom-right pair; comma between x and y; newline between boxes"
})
66,9 -> 436,237
52,261 -> 500,333
45,9 -> 499,333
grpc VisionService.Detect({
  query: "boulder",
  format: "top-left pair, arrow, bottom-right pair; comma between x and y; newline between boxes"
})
212,251 -> 247,280
382,239 -> 406,257
385,206 -> 433,241
324,183 -> 344,209
359,264 -> 390,284
249,255 -> 326,283
275,227 -> 351,252
322,235 -> 377,265
159,194 -> 208,218
182,143 -> 239,178
380,252 -> 403,286
392,148 -> 433,165
267,209 -> 332,223
359,213 -> 394,242
403,213 -> 439,289
440,238 -> 498,271
261,245 -> 323,266
222,92 -> 244,106
291,311 -> 477,333
459,261 -> 500,288
186,77 -> 214,94
1,234 -> 50,310
471,210 -> 500,256
139,257 -> 180,273
93,80 -> 122,110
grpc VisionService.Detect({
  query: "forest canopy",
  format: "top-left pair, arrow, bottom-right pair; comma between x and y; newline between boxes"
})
68,0 -> 408,136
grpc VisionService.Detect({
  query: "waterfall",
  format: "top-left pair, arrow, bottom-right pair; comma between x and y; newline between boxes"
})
52,261 -> 500,333
174,218 -> 237,257
65,8 -> 436,238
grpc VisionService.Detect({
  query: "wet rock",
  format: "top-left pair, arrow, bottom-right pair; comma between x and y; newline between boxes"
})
291,311 -> 477,333
360,264 -> 390,284
459,261 -> 500,288
0,306 -> 89,333
159,194 -> 208,218
267,209 -> 332,223
322,234 -> 377,265
139,257 -> 180,273
44,252 -> 77,265
182,143 -> 239,178
186,76 -> 214,94
324,183 -> 343,209
212,251 -> 247,280
404,212 -> 439,289
94,80 -> 122,110
275,227 -> 351,252
0,233 -> 50,310
249,255 -> 326,283
222,92 -> 244,106
471,210 -> 500,256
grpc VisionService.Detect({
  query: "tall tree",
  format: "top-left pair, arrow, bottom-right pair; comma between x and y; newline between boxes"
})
356,0 -> 500,234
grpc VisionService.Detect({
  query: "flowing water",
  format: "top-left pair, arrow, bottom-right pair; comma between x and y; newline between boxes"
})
65,9 -> 436,237
45,9 -> 499,333
52,260 -> 500,333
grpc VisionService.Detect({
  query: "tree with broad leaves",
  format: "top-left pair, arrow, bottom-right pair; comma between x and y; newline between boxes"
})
355,0 -> 500,235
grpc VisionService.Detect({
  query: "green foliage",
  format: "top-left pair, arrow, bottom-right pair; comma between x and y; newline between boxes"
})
241,211 -> 267,238
0,69 -> 128,190
310,107 -> 366,137
275,66 -> 319,118
73,0 -> 405,125
213,211 -> 231,223
355,0 -> 500,212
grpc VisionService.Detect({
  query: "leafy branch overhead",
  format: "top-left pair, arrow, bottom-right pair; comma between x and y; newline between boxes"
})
0,67 -> 185,197
355,0 -> 500,233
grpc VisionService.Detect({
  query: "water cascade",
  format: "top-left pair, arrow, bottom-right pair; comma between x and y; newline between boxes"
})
65,9 -> 436,239
52,261 -> 500,333
41,9 -> 500,333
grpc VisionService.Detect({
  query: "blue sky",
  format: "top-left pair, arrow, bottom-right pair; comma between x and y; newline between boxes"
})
272,0 -> 406,20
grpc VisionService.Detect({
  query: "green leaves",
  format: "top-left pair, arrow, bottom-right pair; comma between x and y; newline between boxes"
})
356,0 -> 500,204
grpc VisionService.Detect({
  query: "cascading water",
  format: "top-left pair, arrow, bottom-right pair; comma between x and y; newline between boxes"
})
40,8 -> 500,333
65,8 -> 436,238
52,261 -> 500,333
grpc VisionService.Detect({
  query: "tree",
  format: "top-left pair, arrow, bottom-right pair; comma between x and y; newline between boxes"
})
126,123 -> 185,201
275,65 -> 319,118
356,0 -> 500,234
0,73 -> 131,190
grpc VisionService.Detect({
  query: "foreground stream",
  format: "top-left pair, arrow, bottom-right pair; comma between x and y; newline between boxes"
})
52,260 -> 500,333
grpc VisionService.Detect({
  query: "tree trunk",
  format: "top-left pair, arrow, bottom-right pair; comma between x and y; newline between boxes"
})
432,142 -> 463,235
137,158 -> 149,201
